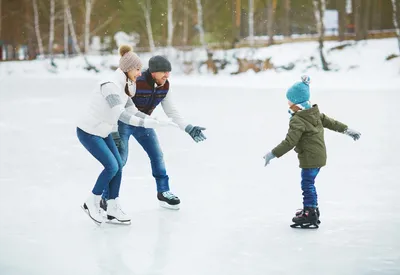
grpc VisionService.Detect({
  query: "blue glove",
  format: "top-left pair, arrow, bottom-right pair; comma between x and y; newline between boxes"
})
344,128 -> 361,141
185,124 -> 206,143
111,132 -> 124,149
263,152 -> 275,167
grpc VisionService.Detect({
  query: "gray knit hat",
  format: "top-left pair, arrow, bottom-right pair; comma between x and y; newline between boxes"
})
149,55 -> 172,73
119,45 -> 142,72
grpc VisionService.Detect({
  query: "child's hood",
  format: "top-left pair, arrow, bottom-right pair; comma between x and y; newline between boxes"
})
295,105 -> 321,126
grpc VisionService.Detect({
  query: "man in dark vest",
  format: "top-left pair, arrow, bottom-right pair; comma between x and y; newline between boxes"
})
102,55 -> 206,210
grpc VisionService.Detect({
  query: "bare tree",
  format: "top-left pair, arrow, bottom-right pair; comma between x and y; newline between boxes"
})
391,0 -> 400,54
337,0 -> 346,41
139,0 -> 155,52
195,0 -> 206,47
64,0 -> 81,54
64,0 -> 68,58
0,0 -> 2,39
354,0 -> 362,40
313,0 -> 329,71
48,0 -> 55,59
248,0 -> 254,46
283,0 -> 291,37
167,0 -> 173,47
266,0 -> 276,45
32,0 -> 44,57
182,0 -> 188,45
84,0 -> 96,53
362,0 -> 371,40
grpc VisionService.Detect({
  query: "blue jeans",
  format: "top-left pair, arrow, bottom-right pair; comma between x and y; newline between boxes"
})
301,168 -> 321,208
102,122 -> 169,199
77,128 -> 123,199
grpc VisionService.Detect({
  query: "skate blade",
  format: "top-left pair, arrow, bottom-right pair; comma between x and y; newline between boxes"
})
290,223 -> 319,229
106,215 -> 131,225
159,201 -> 180,210
81,204 -> 103,225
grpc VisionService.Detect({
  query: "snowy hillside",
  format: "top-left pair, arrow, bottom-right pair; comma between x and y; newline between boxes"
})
1,38 -> 399,91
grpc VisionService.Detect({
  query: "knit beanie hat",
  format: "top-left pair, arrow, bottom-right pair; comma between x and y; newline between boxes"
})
119,45 -> 142,72
148,55 -> 172,73
286,75 -> 311,107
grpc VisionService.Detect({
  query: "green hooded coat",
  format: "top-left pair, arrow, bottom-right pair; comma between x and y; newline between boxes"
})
271,105 -> 348,168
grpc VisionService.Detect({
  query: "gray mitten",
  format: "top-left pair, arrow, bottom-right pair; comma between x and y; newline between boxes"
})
111,132 -> 123,149
263,152 -> 275,167
185,124 -> 207,143
344,128 -> 361,141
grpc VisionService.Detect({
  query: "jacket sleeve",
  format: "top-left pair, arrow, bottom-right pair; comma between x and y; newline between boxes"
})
320,113 -> 348,133
272,118 -> 305,158
161,90 -> 189,130
101,83 -> 144,127
125,98 -> 149,119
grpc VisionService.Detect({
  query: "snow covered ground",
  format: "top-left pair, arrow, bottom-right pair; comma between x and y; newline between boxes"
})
1,74 -> 399,275
0,38 -> 400,275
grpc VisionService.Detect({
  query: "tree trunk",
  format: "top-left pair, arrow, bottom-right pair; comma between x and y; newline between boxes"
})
337,0 -> 346,41
0,0 -> 2,40
84,0 -> 95,53
195,0 -> 206,47
313,0 -> 329,71
64,1 -> 68,58
391,0 -> 400,54
183,0 -> 188,46
167,0 -> 173,47
64,0 -> 81,54
283,0 -> 291,37
32,0 -> 44,57
266,0 -> 275,45
49,0 -> 55,58
362,0 -> 371,40
140,0 -> 155,52
248,0 -> 254,46
371,0 -> 382,30
354,0 -> 362,40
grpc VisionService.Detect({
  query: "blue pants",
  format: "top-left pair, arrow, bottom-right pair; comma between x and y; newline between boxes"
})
102,122 -> 169,199
301,168 -> 321,208
77,128 -> 123,199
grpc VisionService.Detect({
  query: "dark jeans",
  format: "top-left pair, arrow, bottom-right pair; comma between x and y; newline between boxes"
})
301,168 -> 321,208
77,127 -> 123,199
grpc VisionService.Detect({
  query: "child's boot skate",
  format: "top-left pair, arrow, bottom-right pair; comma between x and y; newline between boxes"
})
295,207 -> 321,225
291,207 -> 319,229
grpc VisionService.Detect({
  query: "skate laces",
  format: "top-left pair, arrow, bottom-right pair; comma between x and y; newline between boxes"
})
162,191 -> 178,200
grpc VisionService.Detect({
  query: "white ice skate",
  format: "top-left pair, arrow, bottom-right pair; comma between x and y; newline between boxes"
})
106,198 -> 131,225
82,194 -> 104,224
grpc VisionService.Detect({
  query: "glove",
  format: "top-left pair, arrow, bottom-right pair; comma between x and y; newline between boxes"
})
142,117 -> 161,129
111,132 -> 124,149
263,152 -> 275,167
185,124 -> 207,143
344,128 -> 361,141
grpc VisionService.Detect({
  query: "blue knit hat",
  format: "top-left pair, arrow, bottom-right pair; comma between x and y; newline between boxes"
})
286,75 -> 311,105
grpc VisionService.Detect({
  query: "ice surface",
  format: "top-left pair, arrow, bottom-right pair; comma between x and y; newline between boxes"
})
0,74 -> 399,275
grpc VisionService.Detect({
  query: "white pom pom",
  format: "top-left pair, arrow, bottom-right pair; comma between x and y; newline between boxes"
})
301,75 -> 310,85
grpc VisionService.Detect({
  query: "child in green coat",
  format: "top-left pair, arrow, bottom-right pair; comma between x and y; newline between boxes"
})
263,75 -> 361,228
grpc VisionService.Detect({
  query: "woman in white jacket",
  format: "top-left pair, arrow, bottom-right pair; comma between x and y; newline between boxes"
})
77,45 -> 164,224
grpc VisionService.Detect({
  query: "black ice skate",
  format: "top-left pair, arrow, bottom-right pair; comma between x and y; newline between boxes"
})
291,207 -> 319,229
157,191 -> 180,210
294,207 -> 321,225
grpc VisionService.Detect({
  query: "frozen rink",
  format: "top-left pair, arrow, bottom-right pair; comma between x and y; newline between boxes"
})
0,76 -> 399,275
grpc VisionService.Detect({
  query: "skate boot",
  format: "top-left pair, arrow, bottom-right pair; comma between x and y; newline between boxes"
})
291,207 -> 319,229
157,191 -> 180,210
82,194 -> 104,224
106,198 -> 131,224
100,197 -> 107,211
295,207 -> 321,225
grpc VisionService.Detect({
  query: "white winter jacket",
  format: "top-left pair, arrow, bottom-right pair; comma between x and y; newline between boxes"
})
77,68 -> 144,138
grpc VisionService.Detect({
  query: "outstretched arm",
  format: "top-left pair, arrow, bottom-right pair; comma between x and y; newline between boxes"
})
271,118 -> 306,158
320,113 -> 348,133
